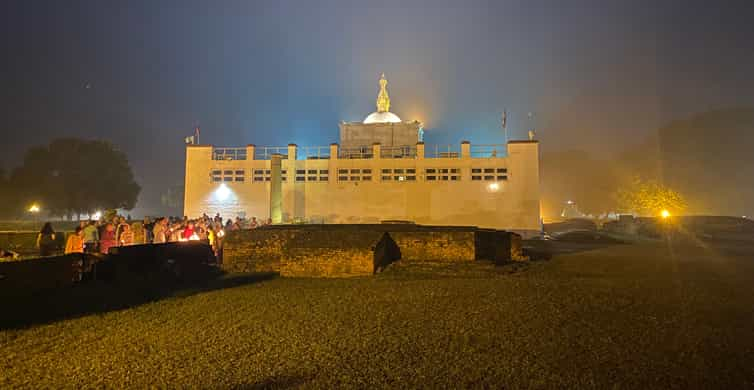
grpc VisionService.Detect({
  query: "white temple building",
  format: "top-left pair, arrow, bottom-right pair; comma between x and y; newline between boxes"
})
184,74 -> 541,237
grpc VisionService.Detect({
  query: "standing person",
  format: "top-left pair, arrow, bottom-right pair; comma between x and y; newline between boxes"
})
82,220 -> 99,253
119,224 -> 134,246
65,226 -> 86,282
211,222 -> 225,264
207,224 -> 215,242
99,223 -> 117,255
65,226 -> 85,254
36,222 -> 57,257
169,222 -> 184,242
182,221 -> 195,240
154,218 -> 168,244
97,219 -> 107,244
115,217 -> 129,243
249,217 -> 259,229
143,217 -> 154,243
197,222 -> 208,240
195,226 -> 206,241
131,221 -> 144,244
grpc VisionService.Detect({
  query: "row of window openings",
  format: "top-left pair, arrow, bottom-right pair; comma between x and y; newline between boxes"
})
211,170 -> 330,183
215,168 -> 506,175
212,168 -> 508,183
214,169 -> 332,175
214,175 -> 506,183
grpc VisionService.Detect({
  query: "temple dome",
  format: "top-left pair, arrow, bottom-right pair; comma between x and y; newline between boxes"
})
363,111 -> 402,124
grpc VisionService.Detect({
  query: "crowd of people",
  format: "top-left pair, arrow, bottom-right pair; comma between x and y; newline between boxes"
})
35,213 -> 273,259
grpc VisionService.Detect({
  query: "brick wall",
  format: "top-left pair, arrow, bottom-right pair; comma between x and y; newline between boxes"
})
390,230 -> 475,262
224,227 -> 396,277
222,224 -> 519,277
282,229 -> 385,277
223,229 -> 293,273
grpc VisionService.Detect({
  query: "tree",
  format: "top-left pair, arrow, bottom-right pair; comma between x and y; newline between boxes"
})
615,177 -> 687,216
10,138 -> 141,217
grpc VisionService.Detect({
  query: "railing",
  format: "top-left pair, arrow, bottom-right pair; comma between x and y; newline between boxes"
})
470,144 -> 507,158
212,148 -> 247,161
299,146 -> 330,160
215,143 -> 508,160
381,145 -> 416,159
426,144 -> 460,159
338,146 -> 373,159
254,146 -> 288,160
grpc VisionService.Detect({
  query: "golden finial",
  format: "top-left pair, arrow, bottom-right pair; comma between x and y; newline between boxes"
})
376,73 -> 390,113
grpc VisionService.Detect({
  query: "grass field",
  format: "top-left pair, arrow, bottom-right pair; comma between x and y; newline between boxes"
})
2,237 -> 754,388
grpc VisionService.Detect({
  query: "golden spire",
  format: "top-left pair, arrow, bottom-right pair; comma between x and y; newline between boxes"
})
376,73 -> 390,113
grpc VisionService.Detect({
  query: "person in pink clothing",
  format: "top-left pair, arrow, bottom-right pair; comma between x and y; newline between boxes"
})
99,223 -> 117,255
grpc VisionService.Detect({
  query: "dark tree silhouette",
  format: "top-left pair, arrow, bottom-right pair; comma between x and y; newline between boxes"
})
0,167 -> 14,218
10,138 -> 140,217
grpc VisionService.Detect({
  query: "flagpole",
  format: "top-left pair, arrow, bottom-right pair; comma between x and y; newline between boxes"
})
502,110 -> 508,144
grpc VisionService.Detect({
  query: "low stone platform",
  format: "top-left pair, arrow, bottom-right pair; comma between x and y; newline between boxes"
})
222,224 -> 520,277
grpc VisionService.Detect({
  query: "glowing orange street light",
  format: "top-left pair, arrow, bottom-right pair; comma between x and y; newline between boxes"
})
28,204 -> 40,213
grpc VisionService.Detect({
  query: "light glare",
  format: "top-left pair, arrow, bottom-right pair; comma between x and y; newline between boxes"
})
215,184 -> 231,201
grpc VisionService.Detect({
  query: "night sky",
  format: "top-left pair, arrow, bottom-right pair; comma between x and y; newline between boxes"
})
2,0 -> 753,216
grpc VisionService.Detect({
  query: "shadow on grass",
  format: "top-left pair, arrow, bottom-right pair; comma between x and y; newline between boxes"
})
0,272 -> 277,330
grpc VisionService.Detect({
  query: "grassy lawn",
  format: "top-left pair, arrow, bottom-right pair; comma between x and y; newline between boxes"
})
2,238 -> 754,388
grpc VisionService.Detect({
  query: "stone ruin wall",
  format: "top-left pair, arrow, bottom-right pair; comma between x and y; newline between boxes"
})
222,225 -> 518,277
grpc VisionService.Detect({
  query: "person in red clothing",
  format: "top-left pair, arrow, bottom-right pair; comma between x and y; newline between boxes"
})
99,223 -> 117,255
182,221 -> 195,240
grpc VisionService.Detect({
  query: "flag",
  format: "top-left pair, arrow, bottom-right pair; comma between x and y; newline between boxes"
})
501,110 -> 507,129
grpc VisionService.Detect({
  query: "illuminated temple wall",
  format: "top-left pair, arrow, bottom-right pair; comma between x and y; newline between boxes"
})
184,141 -> 540,237
339,121 -> 421,149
